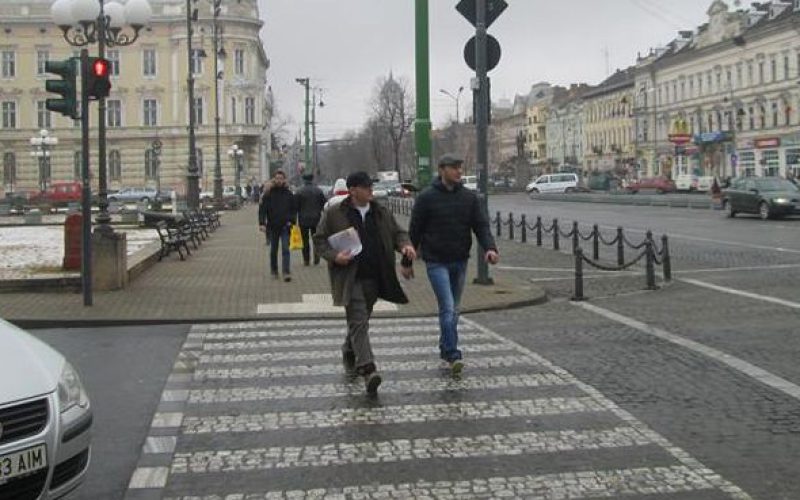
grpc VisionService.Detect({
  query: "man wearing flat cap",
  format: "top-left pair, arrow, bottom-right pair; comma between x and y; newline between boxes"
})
314,171 -> 417,395
294,173 -> 326,266
406,153 -> 499,376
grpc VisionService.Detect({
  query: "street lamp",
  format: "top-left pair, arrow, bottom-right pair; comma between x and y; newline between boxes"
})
51,0 -> 152,233
439,86 -> 464,124
212,0 -> 225,208
185,0 -> 200,210
312,88 -> 324,177
29,129 -> 58,193
227,144 -> 244,199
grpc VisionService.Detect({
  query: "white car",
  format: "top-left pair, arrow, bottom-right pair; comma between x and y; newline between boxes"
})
526,173 -> 579,194
674,174 -> 697,192
461,175 -> 478,190
0,318 -> 92,499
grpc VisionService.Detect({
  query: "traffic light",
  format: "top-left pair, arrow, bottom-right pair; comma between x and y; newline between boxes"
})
45,58 -> 78,119
86,57 -> 112,100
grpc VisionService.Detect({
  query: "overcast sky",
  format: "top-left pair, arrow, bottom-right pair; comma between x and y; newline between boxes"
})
259,0 -> 718,142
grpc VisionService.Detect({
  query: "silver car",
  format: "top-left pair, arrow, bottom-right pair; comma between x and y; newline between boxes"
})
0,318 -> 92,499
108,187 -> 159,203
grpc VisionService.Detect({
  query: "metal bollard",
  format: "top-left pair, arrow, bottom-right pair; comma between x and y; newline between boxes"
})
520,214 -> 527,243
645,241 -> 657,290
553,218 -> 560,251
536,216 -> 542,246
662,234 -> 672,282
508,212 -> 515,241
496,211 -> 501,237
572,247 -> 585,301
592,224 -> 600,260
572,221 -> 579,255
617,227 -> 624,266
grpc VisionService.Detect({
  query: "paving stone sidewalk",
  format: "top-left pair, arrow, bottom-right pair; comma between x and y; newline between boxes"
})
0,204 -> 552,326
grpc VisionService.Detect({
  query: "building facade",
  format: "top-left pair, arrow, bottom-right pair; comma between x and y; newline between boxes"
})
581,68 -> 635,174
0,0 -> 271,196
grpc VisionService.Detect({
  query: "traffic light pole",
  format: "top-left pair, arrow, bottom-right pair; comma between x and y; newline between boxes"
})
80,50 -> 93,306
474,0 -> 492,285
95,7 -> 112,234
414,0 -> 432,189
186,0 -> 200,210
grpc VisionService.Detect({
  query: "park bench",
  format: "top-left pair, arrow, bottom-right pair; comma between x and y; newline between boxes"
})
155,221 -> 191,261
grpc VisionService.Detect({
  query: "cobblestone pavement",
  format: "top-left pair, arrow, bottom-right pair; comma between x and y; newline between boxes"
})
123,316 -> 750,500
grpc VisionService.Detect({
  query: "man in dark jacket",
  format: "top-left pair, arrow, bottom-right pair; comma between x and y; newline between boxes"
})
407,153 -> 499,376
294,173 -> 327,266
258,170 -> 297,281
314,171 -> 416,395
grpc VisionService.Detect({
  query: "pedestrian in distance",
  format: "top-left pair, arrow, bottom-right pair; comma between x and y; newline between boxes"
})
314,171 -> 417,395
258,170 -> 297,281
295,173 -> 327,266
405,153 -> 499,377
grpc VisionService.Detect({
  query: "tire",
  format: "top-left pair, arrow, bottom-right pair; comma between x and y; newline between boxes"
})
758,201 -> 771,220
140,197 -> 150,203
724,200 -> 736,218
564,187 -> 575,193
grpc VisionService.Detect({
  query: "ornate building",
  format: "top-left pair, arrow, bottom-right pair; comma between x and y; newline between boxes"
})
0,0 -> 271,195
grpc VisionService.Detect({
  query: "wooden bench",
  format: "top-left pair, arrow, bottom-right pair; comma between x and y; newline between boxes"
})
155,221 -> 191,260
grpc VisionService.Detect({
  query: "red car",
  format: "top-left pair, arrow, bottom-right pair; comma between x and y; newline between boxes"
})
29,181 -> 83,210
625,176 -> 676,194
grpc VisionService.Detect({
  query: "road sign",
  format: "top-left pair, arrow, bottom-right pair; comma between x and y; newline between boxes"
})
464,35 -> 501,72
456,0 -> 508,28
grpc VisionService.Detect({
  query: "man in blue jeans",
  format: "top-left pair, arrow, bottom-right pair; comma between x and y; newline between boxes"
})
258,170 -> 297,281
407,153 -> 499,375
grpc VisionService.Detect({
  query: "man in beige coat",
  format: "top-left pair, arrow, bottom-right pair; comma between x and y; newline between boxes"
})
314,171 -> 416,395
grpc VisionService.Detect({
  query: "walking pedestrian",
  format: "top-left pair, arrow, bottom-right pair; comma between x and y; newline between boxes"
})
295,173 -> 326,266
258,170 -> 296,281
314,171 -> 416,395
406,153 -> 499,376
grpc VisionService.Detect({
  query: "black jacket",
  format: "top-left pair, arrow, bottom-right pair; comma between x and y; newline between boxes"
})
294,182 -> 326,228
408,177 -> 496,263
258,184 -> 297,230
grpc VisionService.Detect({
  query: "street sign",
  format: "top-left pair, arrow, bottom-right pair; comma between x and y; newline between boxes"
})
456,0 -> 508,28
464,35 -> 501,72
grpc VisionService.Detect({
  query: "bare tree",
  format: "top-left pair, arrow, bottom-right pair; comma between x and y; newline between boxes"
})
370,73 -> 415,177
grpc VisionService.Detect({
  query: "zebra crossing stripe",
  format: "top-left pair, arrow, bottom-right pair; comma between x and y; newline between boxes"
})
191,323 -> 466,340
188,374 -> 571,403
171,426 -> 651,473
181,397 -> 610,434
199,333 -> 493,351
162,465 -> 718,499
195,343 -> 513,365
189,317 -> 441,332
193,355 -> 542,380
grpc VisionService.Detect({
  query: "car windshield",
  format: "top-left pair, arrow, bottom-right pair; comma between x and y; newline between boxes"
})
754,178 -> 798,191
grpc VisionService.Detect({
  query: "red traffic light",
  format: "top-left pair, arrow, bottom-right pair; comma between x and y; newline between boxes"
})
92,58 -> 109,78
85,57 -> 111,100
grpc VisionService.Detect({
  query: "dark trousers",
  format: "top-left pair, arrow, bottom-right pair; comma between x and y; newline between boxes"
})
268,226 -> 291,275
300,225 -> 319,265
343,279 -> 379,369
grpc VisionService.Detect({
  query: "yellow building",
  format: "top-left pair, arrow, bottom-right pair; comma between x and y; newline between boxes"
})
1,0 -> 271,196
582,68 -> 635,173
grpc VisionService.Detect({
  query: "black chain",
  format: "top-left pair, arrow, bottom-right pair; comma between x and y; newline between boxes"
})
578,229 -> 595,241
581,248 -> 648,271
622,233 -> 648,250
597,232 -> 619,245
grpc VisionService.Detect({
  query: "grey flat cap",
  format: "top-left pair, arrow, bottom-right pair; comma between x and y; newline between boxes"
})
438,153 -> 464,167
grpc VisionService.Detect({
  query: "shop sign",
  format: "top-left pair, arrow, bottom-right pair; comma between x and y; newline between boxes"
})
693,131 -> 733,144
668,133 -> 692,145
754,137 -> 780,149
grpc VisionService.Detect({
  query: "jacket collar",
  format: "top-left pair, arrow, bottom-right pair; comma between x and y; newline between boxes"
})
433,176 -> 463,193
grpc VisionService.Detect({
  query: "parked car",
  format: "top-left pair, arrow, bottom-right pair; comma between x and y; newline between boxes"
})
461,175 -> 478,191
108,187 -> 160,203
674,174 -> 698,192
526,173 -> 579,194
625,176 -> 676,194
28,182 -> 83,210
372,181 -> 395,199
722,177 -> 800,220
0,317 -> 92,499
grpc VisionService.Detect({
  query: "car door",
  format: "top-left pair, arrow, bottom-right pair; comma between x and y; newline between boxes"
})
538,175 -> 552,193
742,179 -> 758,213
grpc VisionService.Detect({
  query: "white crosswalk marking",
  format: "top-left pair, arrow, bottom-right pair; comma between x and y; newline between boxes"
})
127,317 -> 751,500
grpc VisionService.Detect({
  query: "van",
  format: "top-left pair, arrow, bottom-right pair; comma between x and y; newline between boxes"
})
461,175 -> 478,190
525,173 -> 579,194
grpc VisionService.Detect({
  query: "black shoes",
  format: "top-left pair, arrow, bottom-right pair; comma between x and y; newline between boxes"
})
283,275 -> 291,282
356,362 -> 382,395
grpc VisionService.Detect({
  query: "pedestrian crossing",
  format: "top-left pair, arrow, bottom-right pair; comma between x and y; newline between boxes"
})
125,317 -> 750,500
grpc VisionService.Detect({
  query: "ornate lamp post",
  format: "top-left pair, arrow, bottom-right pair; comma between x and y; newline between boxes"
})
439,86 -> 464,124
227,144 -> 244,199
50,0 -> 152,233
30,129 -> 58,193
212,0 -> 225,208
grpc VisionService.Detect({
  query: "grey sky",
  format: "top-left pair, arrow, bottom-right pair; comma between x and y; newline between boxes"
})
259,0 -> 716,142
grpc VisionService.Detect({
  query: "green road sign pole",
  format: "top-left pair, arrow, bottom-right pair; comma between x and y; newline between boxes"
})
415,0 -> 432,189
79,49 -> 93,306
474,0 -> 493,285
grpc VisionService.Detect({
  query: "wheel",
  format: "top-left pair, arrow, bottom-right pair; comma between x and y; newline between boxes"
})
758,201 -> 771,220
565,187 -> 575,193
140,197 -> 150,203
724,199 -> 736,218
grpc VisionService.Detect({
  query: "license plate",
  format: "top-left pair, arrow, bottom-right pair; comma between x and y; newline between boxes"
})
0,445 -> 48,483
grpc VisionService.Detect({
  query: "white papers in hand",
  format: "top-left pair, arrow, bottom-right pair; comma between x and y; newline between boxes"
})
327,227 -> 362,256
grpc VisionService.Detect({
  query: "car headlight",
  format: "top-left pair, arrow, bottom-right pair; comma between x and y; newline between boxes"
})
772,197 -> 790,204
58,362 -> 89,414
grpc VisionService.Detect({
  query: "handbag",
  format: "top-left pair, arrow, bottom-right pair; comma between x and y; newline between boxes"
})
289,224 -> 304,250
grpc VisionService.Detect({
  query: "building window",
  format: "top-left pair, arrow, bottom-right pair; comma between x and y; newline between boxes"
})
245,96 -> 255,124
698,76 -> 703,95
758,61 -> 764,84
748,63 -> 754,86
786,148 -> 800,178
36,50 -> 49,76
37,101 -> 51,129
771,59 -> 777,82
772,102 -> 779,127
143,49 -> 156,77
143,99 -> 158,126
107,99 -> 122,127
3,152 -> 16,188
786,102 -> 792,126
73,151 -> 82,180
234,49 -> 245,75
192,97 -> 204,125
109,150 -> 121,181
749,107 -> 755,129
736,66 -> 743,88
763,149 -> 779,176
144,148 -> 157,180
190,49 -> 203,75
1,102 -> 16,128
231,96 -> 237,124
784,55 -> 790,80
1,51 -> 15,78
107,49 -> 120,76
740,151 -> 756,176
